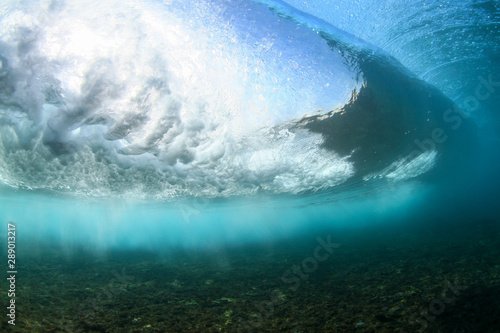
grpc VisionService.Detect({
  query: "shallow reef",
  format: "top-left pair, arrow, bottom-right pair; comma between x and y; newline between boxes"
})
2,219 -> 500,332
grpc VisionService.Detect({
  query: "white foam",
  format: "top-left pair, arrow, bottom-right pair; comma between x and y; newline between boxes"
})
364,150 -> 438,182
0,0 -> 363,198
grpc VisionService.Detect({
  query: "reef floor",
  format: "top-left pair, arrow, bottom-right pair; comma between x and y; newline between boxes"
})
2,219 -> 500,332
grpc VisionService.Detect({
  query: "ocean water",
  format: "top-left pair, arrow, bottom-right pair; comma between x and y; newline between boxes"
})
0,0 -> 499,332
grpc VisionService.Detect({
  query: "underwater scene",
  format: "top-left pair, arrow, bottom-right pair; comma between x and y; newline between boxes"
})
0,0 -> 499,332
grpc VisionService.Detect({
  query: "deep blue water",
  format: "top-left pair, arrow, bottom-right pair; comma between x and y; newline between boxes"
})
0,0 -> 499,331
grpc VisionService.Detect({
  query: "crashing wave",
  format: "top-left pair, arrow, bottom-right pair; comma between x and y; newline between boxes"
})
0,0 -> 475,199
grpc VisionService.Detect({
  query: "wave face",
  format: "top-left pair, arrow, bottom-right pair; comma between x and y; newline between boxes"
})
282,0 -> 500,104
0,0 -> 478,199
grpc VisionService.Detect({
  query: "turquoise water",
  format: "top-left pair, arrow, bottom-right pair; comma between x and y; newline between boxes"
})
0,0 -> 499,331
